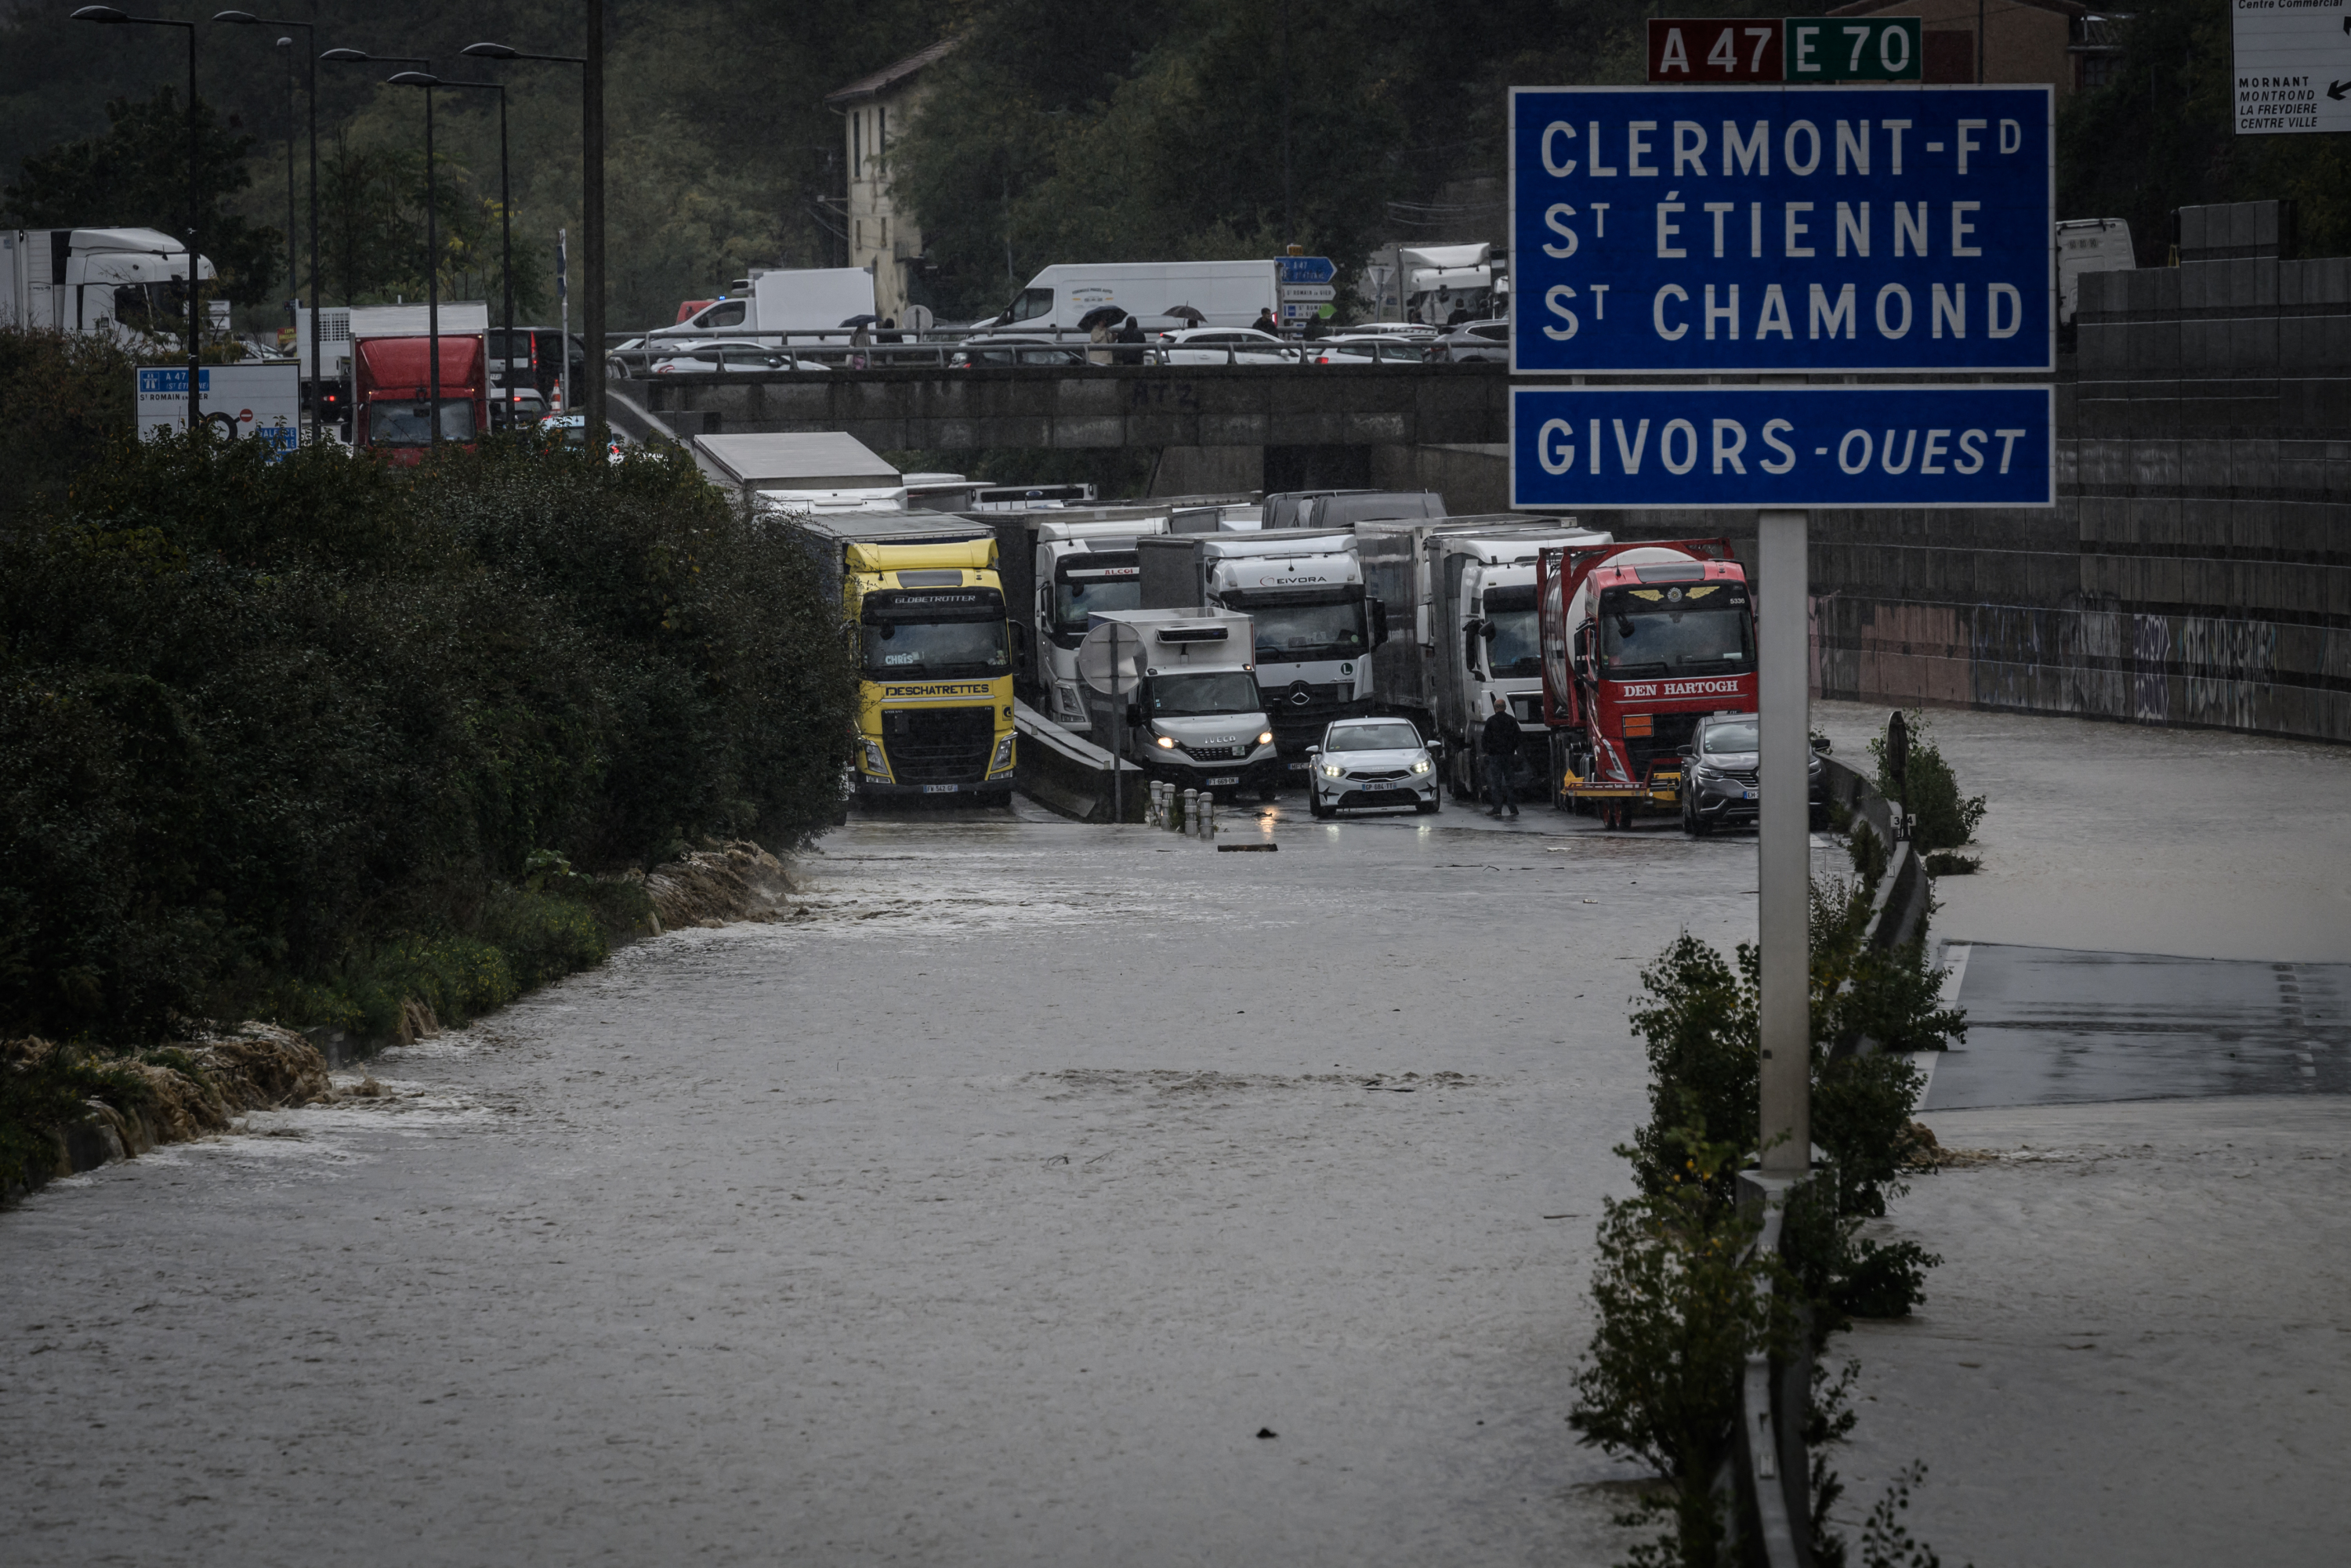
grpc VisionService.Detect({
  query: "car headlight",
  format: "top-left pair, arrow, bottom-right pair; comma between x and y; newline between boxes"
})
1411,755 -> 1433,774
1690,761 -> 1722,780
1318,762 -> 1343,778
1155,734 -> 1176,749
1256,731 -> 1273,746
990,734 -> 1016,772
861,739 -> 889,775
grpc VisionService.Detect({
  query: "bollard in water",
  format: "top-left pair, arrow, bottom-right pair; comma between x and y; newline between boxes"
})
1203,794 -> 1218,838
1183,788 -> 1200,838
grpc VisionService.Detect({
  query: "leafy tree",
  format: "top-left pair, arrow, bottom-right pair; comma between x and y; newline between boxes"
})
2059,0 -> 2351,263
2,86 -> 281,308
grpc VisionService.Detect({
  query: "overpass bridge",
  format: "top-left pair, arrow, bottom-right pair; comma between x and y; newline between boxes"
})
629,360 -> 1510,457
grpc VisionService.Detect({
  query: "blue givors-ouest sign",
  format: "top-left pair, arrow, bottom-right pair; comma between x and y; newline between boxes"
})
1509,384 -> 2052,510
1510,85 -> 2054,374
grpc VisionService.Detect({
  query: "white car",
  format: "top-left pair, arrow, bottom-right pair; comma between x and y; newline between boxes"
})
1427,320 -> 1509,364
1302,335 -> 1432,366
645,340 -> 830,375
1306,717 -> 1441,818
1150,327 -> 1295,365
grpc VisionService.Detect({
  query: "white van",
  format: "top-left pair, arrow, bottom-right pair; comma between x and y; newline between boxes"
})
980,261 -> 1281,335
659,268 -> 878,341
2056,219 -> 2134,326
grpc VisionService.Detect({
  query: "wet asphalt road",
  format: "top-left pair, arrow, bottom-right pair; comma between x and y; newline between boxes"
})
6,704 -> 2349,1566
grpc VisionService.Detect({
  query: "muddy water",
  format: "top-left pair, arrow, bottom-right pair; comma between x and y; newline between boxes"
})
3,808 -> 1769,1566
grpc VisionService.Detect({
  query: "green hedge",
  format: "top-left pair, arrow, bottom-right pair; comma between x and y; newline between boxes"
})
0,393 -> 855,1045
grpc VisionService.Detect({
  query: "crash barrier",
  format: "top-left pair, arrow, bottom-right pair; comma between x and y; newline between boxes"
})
603,323 -> 1452,377
1010,702 -> 1144,824
1816,755 -> 1929,958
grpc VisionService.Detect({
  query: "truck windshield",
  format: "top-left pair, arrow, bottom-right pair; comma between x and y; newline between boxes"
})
1598,585 -> 1754,678
1052,567 -> 1140,634
1482,585 -> 1539,679
1232,595 -> 1368,662
111,281 -> 188,335
861,618 -> 1009,679
368,399 -> 478,447
1147,672 -> 1261,716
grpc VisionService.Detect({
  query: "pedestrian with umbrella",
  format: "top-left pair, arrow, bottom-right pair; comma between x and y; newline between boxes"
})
842,312 -> 878,369
1077,303 -> 1124,366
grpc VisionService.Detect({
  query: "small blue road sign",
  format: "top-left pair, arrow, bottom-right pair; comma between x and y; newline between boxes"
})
1277,255 -> 1337,285
1511,85 -> 2053,374
1510,384 -> 2053,509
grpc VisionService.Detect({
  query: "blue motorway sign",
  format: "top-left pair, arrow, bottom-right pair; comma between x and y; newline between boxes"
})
1277,255 -> 1336,285
1510,384 -> 2052,509
1510,85 -> 2052,374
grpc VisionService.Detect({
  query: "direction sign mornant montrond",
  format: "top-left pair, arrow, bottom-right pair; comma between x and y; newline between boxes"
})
2232,0 -> 2351,135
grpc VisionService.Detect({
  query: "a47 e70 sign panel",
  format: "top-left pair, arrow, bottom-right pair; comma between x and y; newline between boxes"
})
1510,85 -> 2053,375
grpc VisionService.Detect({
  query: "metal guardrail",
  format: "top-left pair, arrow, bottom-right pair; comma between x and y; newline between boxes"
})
600,324 -> 1457,376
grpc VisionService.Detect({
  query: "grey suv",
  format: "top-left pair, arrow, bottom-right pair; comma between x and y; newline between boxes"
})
1679,715 -> 1828,835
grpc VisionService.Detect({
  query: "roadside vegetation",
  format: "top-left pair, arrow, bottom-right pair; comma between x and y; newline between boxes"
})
1868,711 -> 1987,876
1570,813 -> 1968,1563
0,335 -> 856,1186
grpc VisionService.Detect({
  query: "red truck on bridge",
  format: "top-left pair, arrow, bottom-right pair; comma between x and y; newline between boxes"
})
1537,538 -> 1756,827
352,335 -> 489,463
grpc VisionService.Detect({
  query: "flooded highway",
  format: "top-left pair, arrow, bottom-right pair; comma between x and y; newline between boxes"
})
5,702 -> 2348,1566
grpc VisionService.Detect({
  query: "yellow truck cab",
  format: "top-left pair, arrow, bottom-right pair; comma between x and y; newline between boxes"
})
790,512 -> 1017,804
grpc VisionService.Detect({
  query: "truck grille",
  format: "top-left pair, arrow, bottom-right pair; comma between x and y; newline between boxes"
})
1269,682 -> 1364,746
1625,713 -> 1704,781
881,706 -> 994,784
1185,744 -> 1248,761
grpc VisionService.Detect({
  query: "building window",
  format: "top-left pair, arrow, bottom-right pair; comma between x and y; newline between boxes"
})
878,104 -> 887,149
855,219 -> 864,253
2078,53 -> 2121,90
851,113 -> 860,177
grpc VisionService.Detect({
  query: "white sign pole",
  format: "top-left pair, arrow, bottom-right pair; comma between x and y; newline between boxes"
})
1757,509 -> 1811,1175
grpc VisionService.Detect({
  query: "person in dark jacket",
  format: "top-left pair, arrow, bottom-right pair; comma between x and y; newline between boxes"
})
1252,307 -> 1281,338
1114,314 -> 1146,364
1481,693 -> 1521,817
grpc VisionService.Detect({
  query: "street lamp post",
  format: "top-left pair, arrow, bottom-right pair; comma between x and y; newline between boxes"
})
462,33 -> 600,448
392,73 -> 513,433
72,5 -> 201,435
215,11 -> 320,446
319,49 -> 433,447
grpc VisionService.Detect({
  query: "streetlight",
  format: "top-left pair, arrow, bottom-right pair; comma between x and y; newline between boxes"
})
391,72 -> 516,436
462,32 -> 601,447
214,10 -> 320,447
71,5 -> 201,436
319,49 -> 436,447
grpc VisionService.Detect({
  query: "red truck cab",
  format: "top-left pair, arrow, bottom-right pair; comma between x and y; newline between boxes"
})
1537,539 -> 1756,824
351,335 -> 488,463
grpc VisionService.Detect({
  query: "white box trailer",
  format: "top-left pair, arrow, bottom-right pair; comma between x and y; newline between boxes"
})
1353,516 -> 1612,798
696,430 -> 908,512
1,226 -> 212,340
980,260 -> 1281,334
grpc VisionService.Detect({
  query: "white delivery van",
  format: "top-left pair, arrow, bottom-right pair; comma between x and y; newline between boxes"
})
659,268 -> 878,342
979,260 -> 1281,334
1080,607 -> 1281,801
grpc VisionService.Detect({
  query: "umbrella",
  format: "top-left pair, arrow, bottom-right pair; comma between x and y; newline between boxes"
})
1162,303 -> 1206,324
838,313 -> 881,328
1075,304 -> 1126,331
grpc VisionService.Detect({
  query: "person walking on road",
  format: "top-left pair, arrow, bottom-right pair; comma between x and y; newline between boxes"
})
1252,306 -> 1281,339
1482,693 -> 1521,817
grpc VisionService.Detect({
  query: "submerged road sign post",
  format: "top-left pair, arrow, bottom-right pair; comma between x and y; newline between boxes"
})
1507,81 -> 2055,1183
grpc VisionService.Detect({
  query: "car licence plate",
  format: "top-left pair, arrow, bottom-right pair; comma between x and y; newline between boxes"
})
1205,775 -> 1240,786
922,784 -> 960,794
1742,788 -> 1758,800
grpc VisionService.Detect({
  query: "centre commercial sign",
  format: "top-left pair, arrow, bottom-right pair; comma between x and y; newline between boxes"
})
1506,82 -> 2056,510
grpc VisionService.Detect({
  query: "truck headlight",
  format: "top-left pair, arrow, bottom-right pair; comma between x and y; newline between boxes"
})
989,734 -> 1016,773
1155,734 -> 1176,749
861,739 -> 889,775
1318,762 -> 1343,779
1411,755 -> 1433,774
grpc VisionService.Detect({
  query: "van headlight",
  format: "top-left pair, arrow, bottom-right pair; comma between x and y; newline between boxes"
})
1256,730 -> 1273,746
1155,734 -> 1176,749
989,734 -> 1016,773
1411,755 -> 1433,774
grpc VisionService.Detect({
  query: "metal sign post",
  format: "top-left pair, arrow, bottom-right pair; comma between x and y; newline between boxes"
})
1509,81 -> 2056,1179
1078,620 -> 1143,824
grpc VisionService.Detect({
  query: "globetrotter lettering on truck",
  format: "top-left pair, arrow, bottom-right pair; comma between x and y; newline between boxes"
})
1509,85 -> 2055,374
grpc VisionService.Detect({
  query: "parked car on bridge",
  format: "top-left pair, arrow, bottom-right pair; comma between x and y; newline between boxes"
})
947,337 -> 1103,368
1151,327 -> 1293,365
644,340 -> 831,375
1304,335 -> 1433,366
1428,319 -> 1509,364
1306,716 -> 1441,818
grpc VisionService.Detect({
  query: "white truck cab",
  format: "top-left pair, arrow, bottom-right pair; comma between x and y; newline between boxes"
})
2,227 -> 214,341
1136,530 -> 1386,776
1079,608 -> 1280,800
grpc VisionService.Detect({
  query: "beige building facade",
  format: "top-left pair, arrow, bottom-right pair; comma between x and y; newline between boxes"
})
824,39 -> 955,327
1825,0 -> 2117,102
